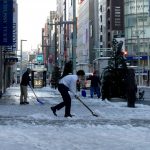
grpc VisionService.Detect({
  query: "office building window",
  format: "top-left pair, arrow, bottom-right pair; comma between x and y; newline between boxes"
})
101,25 -> 102,32
100,15 -> 102,22
100,35 -> 103,42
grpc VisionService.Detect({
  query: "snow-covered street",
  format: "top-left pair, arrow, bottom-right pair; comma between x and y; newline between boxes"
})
0,85 -> 150,150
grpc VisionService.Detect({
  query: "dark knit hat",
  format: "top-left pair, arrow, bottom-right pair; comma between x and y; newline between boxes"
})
77,70 -> 85,76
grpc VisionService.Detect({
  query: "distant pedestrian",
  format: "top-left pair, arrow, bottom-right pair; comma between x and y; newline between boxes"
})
51,70 -> 85,117
20,68 -> 31,105
11,78 -> 16,87
89,71 -> 101,98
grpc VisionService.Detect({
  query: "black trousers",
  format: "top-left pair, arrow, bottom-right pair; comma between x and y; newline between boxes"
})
54,84 -> 71,115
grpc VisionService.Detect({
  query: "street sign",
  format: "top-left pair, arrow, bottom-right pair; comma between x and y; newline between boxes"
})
37,54 -> 43,63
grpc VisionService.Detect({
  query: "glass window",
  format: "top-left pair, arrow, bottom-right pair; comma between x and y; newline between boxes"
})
127,15 -> 136,27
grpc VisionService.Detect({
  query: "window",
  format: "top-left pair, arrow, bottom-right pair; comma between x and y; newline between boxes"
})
108,32 -> 110,41
107,20 -> 110,29
100,5 -> 102,12
100,35 -> 103,42
101,25 -> 102,32
100,15 -> 102,22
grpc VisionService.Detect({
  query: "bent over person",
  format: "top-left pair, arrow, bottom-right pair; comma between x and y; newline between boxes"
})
20,68 -> 31,105
51,70 -> 85,117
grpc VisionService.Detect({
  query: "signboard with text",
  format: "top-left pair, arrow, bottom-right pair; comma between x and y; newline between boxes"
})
111,0 -> 124,30
37,54 -> 44,63
0,0 -> 13,45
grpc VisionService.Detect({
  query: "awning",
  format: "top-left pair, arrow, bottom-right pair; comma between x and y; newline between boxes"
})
5,57 -> 18,65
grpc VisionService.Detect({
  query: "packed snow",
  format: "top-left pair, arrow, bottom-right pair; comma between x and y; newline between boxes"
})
0,85 -> 150,150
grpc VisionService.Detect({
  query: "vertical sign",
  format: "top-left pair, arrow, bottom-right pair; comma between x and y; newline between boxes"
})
37,54 -> 44,63
0,0 -> 13,45
111,0 -> 124,30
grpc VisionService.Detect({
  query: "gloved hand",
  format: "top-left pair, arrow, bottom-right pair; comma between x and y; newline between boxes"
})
75,95 -> 79,99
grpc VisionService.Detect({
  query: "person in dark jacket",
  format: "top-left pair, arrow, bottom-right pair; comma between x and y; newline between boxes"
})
20,68 -> 31,105
125,68 -> 137,107
90,71 -> 101,98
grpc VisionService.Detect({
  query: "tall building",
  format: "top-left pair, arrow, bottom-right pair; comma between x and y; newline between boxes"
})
99,0 -> 124,48
41,11 -> 57,80
47,11 -> 57,76
56,0 -> 78,71
125,0 -> 149,58
76,0 -> 99,72
124,0 -> 150,85
93,0 -> 124,74
99,0 -> 107,48
57,0 -> 67,62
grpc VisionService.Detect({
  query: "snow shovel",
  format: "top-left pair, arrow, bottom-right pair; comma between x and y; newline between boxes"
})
76,97 -> 98,117
29,86 -> 44,104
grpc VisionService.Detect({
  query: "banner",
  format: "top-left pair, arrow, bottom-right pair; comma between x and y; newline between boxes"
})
0,0 -> 13,45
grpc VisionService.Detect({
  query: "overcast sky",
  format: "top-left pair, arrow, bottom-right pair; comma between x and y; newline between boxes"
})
17,0 -> 56,52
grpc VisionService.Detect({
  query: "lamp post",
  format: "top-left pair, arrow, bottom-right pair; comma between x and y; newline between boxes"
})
20,39 -> 27,81
137,35 -> 140,86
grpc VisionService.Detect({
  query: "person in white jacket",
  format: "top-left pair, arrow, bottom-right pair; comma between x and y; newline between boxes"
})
51,70 -> 85,117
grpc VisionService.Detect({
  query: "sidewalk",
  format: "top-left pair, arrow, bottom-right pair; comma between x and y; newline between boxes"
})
0,84 -> 60,105
1,85 -> 150,106
0,85 -> 150,128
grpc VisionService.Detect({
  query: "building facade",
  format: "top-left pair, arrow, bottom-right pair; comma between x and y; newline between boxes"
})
0,0 -> 18,96
94,0 -> 124,74
124,0 -> 150,85
98,0 -> 124,49
76,0 -> 99,73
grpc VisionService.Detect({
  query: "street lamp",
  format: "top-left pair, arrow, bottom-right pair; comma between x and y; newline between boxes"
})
20,39 -> 27,80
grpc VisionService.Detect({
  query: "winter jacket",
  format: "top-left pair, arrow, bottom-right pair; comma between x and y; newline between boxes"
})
90,75 -> 101,87
20,71 -> 31,86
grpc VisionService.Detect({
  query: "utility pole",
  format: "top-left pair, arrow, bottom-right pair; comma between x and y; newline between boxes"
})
72,0 -> 77,74
64,0 -> 67,63
137,35 -> 140,86
136,0 -> 140,86
20,39 -> 27,81
55,21 -> 58,65
94,0 -> 99,57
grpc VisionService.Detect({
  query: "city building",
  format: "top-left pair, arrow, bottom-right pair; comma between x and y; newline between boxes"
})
124,0 -> 150,85
94,0 -> 124,74
0,0 -> 18,96
76,0 -> 99,73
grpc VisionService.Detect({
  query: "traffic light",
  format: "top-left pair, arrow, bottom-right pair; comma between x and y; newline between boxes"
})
124,50 -> 128,56
122,50 -> 128,57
